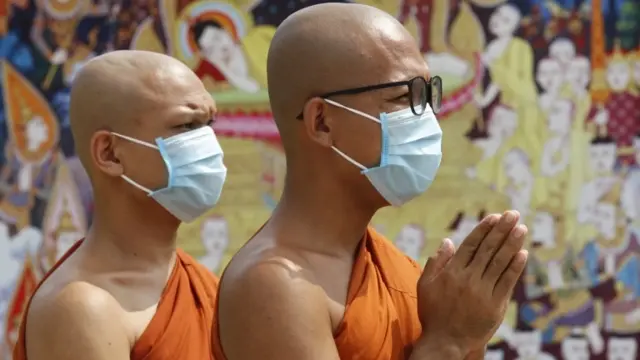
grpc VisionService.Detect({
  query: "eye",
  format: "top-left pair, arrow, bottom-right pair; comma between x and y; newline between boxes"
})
175,121 -> 200,130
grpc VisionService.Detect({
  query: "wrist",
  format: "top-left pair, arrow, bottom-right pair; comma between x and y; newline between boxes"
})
410,337 -> 467,360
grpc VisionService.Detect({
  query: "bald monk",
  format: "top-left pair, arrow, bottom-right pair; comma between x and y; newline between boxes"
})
13,50 -> 226,360
212,4 -> 529,360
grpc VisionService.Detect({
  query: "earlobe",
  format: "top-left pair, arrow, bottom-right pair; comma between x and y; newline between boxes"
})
91,131 -> 124,177
302,97 -> 333,148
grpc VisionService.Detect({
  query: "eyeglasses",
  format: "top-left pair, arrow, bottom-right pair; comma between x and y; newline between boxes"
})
296,76 -> 442,120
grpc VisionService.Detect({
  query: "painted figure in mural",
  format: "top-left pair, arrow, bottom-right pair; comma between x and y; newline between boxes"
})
526,209 -> 587,297
607,337 -> 638,360
594,43 -> 640,166
581,195 -> 640,334
509,330 -> 555,360
539,99 -> 574,211
31,0 -> 110,90
213,4 -> 529,360
560,334 -> 590,360
502,148 -> 536,220
474,4 -> 541,195
548,38 -> 576,75
191,18 -> 260,93
394,224 -> 425,261
0,64 -> 59,232
12,51 -> 226,360
466,105 -> 518,188
535,58 -> 564,112
576,136 -> 619,239
199,216 -> 230,274
447,210 -> 485,248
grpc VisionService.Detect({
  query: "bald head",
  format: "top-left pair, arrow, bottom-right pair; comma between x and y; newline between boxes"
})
267,4 -> 429,209
70,50 -> 216,204
267,3 -> 424,128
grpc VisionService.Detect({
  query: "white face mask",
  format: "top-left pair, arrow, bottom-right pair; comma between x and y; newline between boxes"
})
112,126 -> 227,223
326,99 -> 443,206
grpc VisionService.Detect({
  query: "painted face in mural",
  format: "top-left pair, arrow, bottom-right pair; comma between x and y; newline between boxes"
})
608,337 -> 638,360
549,38 -> 576,67
588,139 -> 616,174
25,116 -> 48,152
606,61 -> 632,92
561,337 -> 590,360
536,58 -> 562,93
488,4 -> 520,37
567,56 -> 591,91
201,217 -> 229,255
194,21 -> 236,66
547,100 -> 573,135
594,202 -> 616,240
510,330 -> 543,358
488,106 -> 517,139
394,225 -> 424,260
531,212 -> 555,247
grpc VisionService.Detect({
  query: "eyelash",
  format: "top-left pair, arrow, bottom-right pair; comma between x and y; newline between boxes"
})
178,119 -> 215,130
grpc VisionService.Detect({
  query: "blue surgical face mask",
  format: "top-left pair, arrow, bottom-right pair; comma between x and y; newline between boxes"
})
112,126 -> 227,223
325,99 -> 443,206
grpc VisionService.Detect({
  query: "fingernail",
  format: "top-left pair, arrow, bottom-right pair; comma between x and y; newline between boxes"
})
504,211 -> 515,222
513,225 -> 526,238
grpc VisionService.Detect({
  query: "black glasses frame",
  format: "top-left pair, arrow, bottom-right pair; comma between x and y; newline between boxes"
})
296,76 -> 442,120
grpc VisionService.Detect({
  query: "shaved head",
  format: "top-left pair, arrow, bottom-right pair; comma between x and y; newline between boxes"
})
267,3 -> 428,208
70,50 -> 216,222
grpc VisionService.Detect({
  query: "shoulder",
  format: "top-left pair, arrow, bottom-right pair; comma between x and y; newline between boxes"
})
26,281 -> 130,359
217,255 -> 334,358
219,255 -> 327,323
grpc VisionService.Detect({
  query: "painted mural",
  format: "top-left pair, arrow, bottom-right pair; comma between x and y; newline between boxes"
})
0,0 -> 639,358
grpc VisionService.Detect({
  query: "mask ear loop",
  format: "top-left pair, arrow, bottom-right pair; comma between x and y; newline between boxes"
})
324,99 -> 382,172
111,132 -> 157,195
324,99 -> 381,124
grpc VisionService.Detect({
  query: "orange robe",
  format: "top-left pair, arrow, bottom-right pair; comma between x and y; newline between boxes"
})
212,227 -> 422,359
13,241 -> 219,360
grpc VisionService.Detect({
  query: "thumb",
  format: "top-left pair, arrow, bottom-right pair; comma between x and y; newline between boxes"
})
423,238 -> 455,281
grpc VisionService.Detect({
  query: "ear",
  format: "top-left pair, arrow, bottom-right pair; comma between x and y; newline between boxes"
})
90,130 -> 124,177
302,97 -> 334,148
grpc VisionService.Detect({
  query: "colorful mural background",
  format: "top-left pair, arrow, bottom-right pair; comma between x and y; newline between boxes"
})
0,0 -> 639,358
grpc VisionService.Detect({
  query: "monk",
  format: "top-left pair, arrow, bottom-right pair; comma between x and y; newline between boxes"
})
14,50 -> 226,360
213,4 -> 529,360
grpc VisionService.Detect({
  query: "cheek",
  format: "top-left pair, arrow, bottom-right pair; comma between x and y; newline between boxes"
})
122,148 -> 169,190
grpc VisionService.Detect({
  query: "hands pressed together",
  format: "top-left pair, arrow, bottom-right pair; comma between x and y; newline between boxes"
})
414,210 -> 528,359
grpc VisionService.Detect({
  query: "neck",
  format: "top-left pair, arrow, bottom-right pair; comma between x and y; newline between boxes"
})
82,191 -> 180,269
271,167 -> 376,256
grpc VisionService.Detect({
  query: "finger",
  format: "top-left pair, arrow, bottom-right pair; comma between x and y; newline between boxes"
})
468,210 -> 520,278
493,250 -> 528,300
422,238 -> 455,282
452,214 -> 501,267
482,224 -> 527,284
